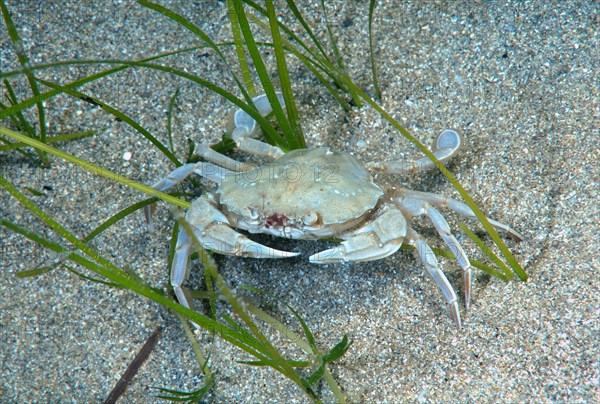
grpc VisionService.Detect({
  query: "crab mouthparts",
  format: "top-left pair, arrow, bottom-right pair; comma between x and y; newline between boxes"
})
264,213 -> 289,229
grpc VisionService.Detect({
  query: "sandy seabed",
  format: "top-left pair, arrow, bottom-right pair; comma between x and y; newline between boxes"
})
1,1 -> 598,402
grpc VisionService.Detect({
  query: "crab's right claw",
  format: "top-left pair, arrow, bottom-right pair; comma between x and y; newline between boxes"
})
200,222 -> 299,259
186,195 -> 298,259
171,195 -> 298,314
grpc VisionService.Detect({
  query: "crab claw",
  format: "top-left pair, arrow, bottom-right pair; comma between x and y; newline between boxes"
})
309,235 -> 401,263
310,206 -> 407,263
185,195 -> 299,259
224,230 -> 300,259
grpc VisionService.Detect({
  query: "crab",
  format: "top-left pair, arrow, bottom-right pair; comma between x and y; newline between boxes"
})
145,93 -> 522,328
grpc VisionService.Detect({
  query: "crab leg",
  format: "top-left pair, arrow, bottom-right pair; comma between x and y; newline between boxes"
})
150,162 -> 231,191
171,227 -> 193,309
425,206 -> 473,312
392,188 -> 523,241
196,143 -> 255,172
230,93 -> 285,159
144,162 -> 234,229
392,188 -> 522,318
366,129 -> 463,175
407,228 -> 462,328
309,206 -> 407,263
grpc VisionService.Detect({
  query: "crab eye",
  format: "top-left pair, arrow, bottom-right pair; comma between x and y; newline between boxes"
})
240,207 -> 259,219
302,212 -> 318,225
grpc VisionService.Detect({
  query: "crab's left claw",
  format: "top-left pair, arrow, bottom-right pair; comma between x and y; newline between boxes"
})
309,206 -> 407,263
